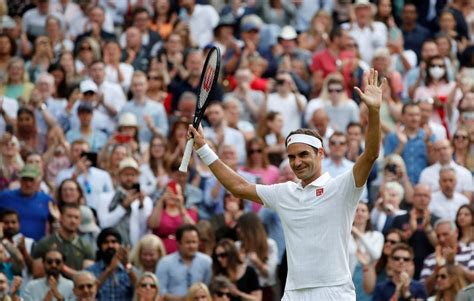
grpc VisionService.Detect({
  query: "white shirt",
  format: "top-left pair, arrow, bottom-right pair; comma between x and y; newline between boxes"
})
267,92 -> 307,137
256,170 -> 364,290
348,230 -> 384,275
50,1 -> 82,31
0,96 -> 18,135
104,63 -> 134,92
180,4 -> 219,48
97,191 -> 153,246
204,126 -> 247,165
342,21 -> 388,63
419,161 -> 473,194
429,191 -> 469,221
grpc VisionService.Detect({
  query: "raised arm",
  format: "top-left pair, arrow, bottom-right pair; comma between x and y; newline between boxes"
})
353,69 -> 386,188
188,126 -> 262,204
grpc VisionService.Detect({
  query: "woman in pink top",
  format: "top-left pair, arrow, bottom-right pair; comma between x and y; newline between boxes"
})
147,182 -> 198,254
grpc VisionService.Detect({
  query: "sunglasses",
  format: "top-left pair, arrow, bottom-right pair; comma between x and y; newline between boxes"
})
77,283 -> 94,290
330,141 -> 346,146
454,134 -> 468,140
46,259 -> 62,265
140,283 -> 157,288
249,149 -> 262,154
216,291 -> 231,297
392,255 -> 411,262
216,252 -> 228,258
436,274 -> 448,280
80,46 -> 92,51
385,239 -> 400,245
328,88 -> 343,93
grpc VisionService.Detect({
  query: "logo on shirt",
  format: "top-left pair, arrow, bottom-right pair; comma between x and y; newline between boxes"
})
316,188 -> 324,197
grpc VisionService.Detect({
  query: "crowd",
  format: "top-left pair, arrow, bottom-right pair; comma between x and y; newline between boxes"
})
0,0 -> 473,300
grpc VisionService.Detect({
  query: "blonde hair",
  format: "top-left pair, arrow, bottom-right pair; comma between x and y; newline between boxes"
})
130,234 -> 166,271
319,72 -> 349,101
133,272 -> 160,301
186,282 -> 211,301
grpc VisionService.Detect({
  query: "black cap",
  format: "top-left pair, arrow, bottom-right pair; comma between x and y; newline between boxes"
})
97,227 -> 122,247
77,102 -> 94,113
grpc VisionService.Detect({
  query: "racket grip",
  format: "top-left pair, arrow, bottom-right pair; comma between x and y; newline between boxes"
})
179,138 -> 194,172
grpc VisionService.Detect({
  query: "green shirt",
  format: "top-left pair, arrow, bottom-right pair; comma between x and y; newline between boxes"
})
31,233 -> 95,270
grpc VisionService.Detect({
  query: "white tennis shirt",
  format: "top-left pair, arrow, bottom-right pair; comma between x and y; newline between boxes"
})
256,170 -> 364,290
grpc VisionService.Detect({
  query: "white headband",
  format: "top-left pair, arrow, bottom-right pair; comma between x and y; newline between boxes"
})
286,134 -> 322,149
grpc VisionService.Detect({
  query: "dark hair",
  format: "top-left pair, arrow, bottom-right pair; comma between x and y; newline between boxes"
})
401,102 -> 419,115
329,131 -> 347,143
426,55 -> 449,85
17,107 -> 35,119
0,209 -> 19,220
88,59 -> 105,69
176,224 -> 199,242
209,275 -> 232,295
391,242 -> 414,259
223,192 -> 245,211
133,6 -> 151,19
48,63 -> 69,98
42,249 -> 65,263
375,229 -> 403,274
212,239 -> 243,277
245,137 -> 270,168
59,203 -> 81,214
236,213 -> 269,263
329,27 -> 344,42
346,122 -> 363,133
285,128 -> 323,149
97,227 -> 122,248
455,204 -> 474,241
0,34 -> 17,56
56,178 -> 84,207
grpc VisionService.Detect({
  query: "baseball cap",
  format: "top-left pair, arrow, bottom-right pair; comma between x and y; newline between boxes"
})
240,15 -> 263,32
19,164 -> 41,179
80,80 -> 98,93
118,157 -> 140,173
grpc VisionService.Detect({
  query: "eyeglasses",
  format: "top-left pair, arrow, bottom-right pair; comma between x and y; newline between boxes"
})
329,141 -> 346,146
77,283 -> 94,290
140,283 -> 157,288
385,239 -> 400,245
216,291 -> 231,297
454,134 -> 468,140
46,259 -> 62,265
249,149 -> 262,154
392,255 -> 411,262
328,88 -> 343,93
80,46 -> 92,51
216,252 -> 228,258
436,273 -> 448,280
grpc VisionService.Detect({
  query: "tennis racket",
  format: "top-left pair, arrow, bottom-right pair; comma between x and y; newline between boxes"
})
179,46 -> 221,172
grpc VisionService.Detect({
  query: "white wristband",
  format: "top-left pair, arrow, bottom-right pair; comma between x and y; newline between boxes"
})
196,144 -> 218,166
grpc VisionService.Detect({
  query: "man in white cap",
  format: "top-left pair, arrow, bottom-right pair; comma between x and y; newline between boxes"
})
97,157 -> 153,246
187,69 -> 385,300
341,0 -> 387,63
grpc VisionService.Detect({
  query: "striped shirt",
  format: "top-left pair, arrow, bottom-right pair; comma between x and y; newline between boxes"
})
420,243 -> 474,281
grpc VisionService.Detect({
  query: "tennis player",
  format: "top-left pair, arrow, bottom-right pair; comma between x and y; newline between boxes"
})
188,69 -> 385,300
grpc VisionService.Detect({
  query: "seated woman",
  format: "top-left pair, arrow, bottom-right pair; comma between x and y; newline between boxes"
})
130,234 -> 166,277
185,282 -> 212,301
133,272 -> 161,301
212,239 -> 262,301
371,181 -> 407,234
427,264 -> 466,301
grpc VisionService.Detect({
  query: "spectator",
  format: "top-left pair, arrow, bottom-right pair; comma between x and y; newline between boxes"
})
130,234 -> 166,276
420,139 -> 473,200
456,283 -> 474,301
78,205 -> 101,254
297,10 -> 332,53
22,0 -> 58,41
306,108 -> 333,155
122,27 -> 149,72
156,224 -> 212,300
0,164 -> 54,241
208,275 -> 232,301
240,137 -> 279,186
151,0 -> 177,40
55,139 -> 114,210
45,15 -> 73,60
222,97 -> 255,141
139,134 -> 170,197
256,111 -> 286,167
0,34 -> 17,83
121,71 -> 169,144
72,271 -> 98,301
74,37 -> 102,75
212,239 -> 261,301
74,6 -> 115,45
210,192 -> 243,243
0,133 -> 23,191
383,102 -> 435,184
31,203 -> 95,278
126,7 -> 161,55
0,272 -> 21,301
186,282 -> 211,301
391,184 -> 439,279
322,131 -> 353,177
372,243 -> 428,300
86,228 -> 136,301
178,0 -> 219,48
400,3 -> 431,59
98,157 -> 153,247
22,249 -> 74,301
133,272 -> 160,301
418,98 -> 448,142
451,126 -> 473,173
0,58 -> 34,102
103,40 -> 134,92
371,181 -> 407,234
429,166 -> 470,221
455,205 -> 473,248
428,264 -> 466,301
421,219 -> 474,295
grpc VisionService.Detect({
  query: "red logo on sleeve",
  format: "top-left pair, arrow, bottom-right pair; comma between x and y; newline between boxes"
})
316,188 -> 324,196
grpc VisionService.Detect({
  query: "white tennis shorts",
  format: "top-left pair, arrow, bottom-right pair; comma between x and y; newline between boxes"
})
281,283 -> 355,301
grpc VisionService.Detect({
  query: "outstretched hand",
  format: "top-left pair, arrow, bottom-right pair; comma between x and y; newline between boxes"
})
354,69 -> 386,109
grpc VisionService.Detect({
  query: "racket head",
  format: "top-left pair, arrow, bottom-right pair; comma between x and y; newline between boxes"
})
192,46 -> 221,128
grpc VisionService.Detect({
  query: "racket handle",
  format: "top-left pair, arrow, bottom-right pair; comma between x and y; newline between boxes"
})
179,138 -> 194,172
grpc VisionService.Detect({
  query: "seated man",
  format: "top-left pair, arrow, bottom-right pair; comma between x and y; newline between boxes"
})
372,243 -> 428,300
22,249 -> 74,301
72,271 -> 98,301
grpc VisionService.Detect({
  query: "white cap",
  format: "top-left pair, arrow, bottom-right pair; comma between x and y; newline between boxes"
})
118,113 -> 138,127
373,47 -> 391,59
353,0 -> 373,8
118,157 -> 140,173
79,80 -> 98,93
279,26 -> 298,40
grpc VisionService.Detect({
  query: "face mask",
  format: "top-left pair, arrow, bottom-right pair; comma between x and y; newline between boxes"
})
429,66 -> 445,80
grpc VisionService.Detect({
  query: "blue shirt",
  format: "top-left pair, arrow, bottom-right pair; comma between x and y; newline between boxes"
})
0,189 -> 51,241
66,129 -> 108,153
121,99 -> 168,143
384,129 -> 434,184
372,278 -> 428,301
402,24 -> 431,59
86,261 -> 133,301
156,252 -> 212,297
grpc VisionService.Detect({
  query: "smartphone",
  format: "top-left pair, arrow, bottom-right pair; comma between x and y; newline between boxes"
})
132,183 -> 140,192
115,133 -> 132,144
167,181 -> 177,194
80,152 -> 98,167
